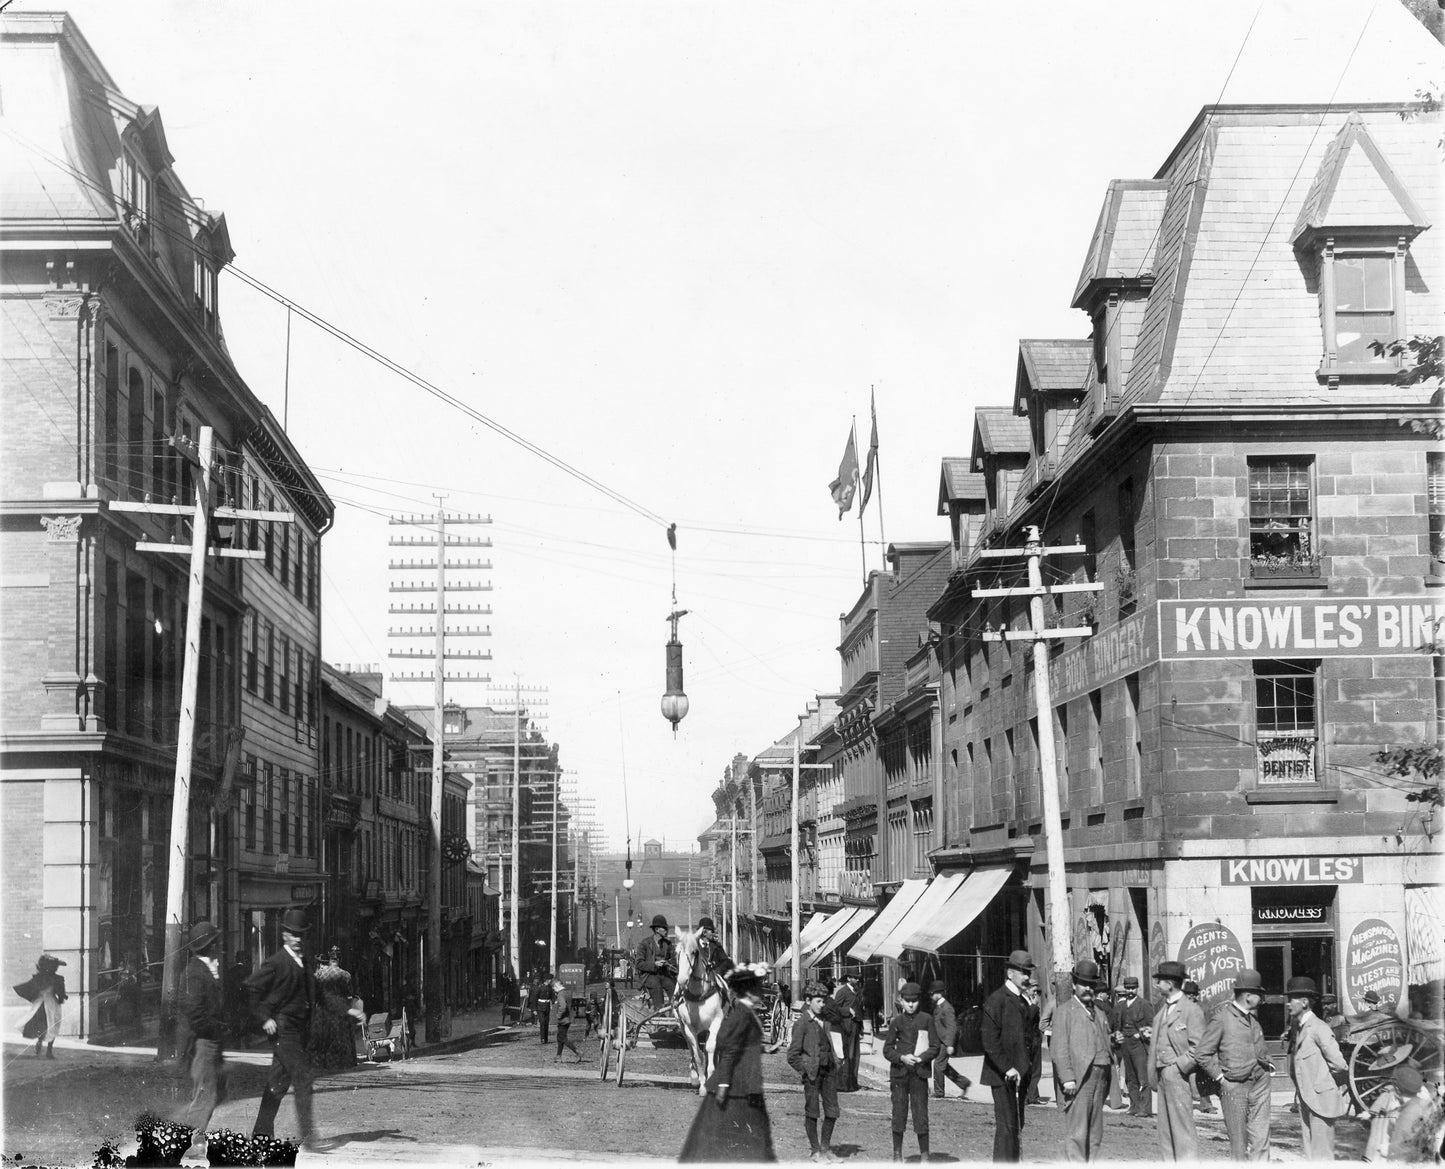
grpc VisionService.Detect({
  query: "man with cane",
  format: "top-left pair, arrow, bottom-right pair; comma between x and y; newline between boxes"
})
981,951 -> 1037,1162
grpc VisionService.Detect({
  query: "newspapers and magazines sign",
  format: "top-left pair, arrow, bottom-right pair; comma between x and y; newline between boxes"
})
1159,598 -> 1441,660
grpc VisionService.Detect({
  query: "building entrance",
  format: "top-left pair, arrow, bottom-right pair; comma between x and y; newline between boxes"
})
1254,936 -> 1336,1041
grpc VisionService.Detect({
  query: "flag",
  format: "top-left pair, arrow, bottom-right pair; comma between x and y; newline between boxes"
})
860,390 -> 879,513
828,424 -> 859,519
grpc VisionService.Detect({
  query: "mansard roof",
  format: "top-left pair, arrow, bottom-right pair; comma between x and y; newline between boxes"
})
1071,180 -> 1167,310
1289,111 -> 1431,246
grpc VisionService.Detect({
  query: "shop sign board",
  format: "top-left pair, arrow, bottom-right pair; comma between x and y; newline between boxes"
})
1159,598 -> 1442,660
1177,921 -> 1248,1012
1343,917 -> 1404,1013
1254,903 -> 1327,925
1221,856 -> 1363,885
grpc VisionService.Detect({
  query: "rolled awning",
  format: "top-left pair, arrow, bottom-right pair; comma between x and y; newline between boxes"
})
849,879 -> 928,961
889,866 -> 1013,953
773,912 -> 829,970
808,907 -> 876,966
1406,886 -> 1443,983
873,873 -> 967,959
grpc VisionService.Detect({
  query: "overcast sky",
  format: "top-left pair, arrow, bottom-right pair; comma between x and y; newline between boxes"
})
32,0 -> 1440,849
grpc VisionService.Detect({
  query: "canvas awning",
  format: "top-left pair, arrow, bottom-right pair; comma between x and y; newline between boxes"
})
1406,886 -> 1443,983
800,906 -> 865,959
773,912 -> 829,970
848,879 -> 928,961
888,867 -> 1013,954
807,907 -> 876,966
873,873 -> 967,959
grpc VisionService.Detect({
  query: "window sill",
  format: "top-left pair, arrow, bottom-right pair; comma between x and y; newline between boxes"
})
1244,576 -> 1330,590
1244,787 -> 1340,805
1316,362 -> 1403,384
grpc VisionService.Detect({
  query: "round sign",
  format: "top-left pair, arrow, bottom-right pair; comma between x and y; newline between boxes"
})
1343,917 -> 1403,1013
1177,921 -> 1247,1012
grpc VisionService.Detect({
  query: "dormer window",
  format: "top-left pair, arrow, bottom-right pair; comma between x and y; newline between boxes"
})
118,149 -> 150,230
193,251 -> 218,333
1327,247 -> 1398,367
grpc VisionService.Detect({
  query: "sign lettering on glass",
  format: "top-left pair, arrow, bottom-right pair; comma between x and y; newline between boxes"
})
1253,904 -> 1327,924
1221,856 -> 1362,885
1159,599 -> 1442,660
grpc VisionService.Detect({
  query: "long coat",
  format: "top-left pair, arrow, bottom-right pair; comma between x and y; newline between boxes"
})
176,956 -> 227,1061
1051,995 -> 1110,1087
244,948 -> 314,1035
681,1002 -> 775,1162
980,985 -> 1034,1087
1147,995 -> 1205,1089
1291,1011 -> 1348,1119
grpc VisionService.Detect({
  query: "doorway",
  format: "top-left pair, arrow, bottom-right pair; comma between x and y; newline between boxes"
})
1254,935 -> 1335,1042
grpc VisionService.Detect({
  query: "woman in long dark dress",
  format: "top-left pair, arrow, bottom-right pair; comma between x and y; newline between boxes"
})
680,962 -> 776,1163
307,947 -> 361,1070
14,954 -> 67,1058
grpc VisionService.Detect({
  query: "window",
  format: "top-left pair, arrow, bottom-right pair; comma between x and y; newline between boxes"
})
1124,674 -> 1142,800
279,526 -> 290,593
103,343 -> 121,490
244,613 -> 257,694
242,757 -> 257,850
307,540 -> 318,611
119,149 -> 150,226
278,636 -> 291,715
1088,690 -> 1104,805
264,492 -> 275,571
262,621 -> 274,705
127,368 -> 146,495
1053,703 -> 1069,801
1429,453 -> 1444,579
1254,660 -> 1319,784
193,253 -> 218,333
279,768 -> 290,854
1329,251 -> 1396,367
1248,457 -> 1318,577
262,761 -> 274,853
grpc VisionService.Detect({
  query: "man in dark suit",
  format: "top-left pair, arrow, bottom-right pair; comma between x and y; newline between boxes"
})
1114,975 -> 1154,1117
980,950 -> 1037,1163
832,972 -> 862,1092
174,921 -> 228,1146
930,980 -> 971,1100
245,908 -> 327,1151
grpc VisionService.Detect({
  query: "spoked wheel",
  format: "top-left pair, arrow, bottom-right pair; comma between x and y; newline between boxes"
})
615,1028 -> 627,1087
1346,1021 -> 1444,1113
599,995 -> 614,1080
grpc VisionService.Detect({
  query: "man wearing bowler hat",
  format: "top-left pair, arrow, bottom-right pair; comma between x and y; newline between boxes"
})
1114,975 -> 1153,1117
1285,975 -> 1348,1161
636,914 -> 678,1009
1052,959 -> 1114,1161
1197,968 -> 1275,1161
173,921 -> 228,1147
245,908 -> 328,1151
981,950 -> 1037,1162
1148,959 -> 1204,1161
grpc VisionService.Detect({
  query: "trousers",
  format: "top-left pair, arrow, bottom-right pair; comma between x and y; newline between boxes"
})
890,1076 -> 929,1135
1297,1097 -> 1337,1162
1154,1064 -> 1197,1161
175,1038 -> 227,1136
934,1052 -> 971,1096
1121,1042 -> 1152,1115
1062,1063 -> 1109,1162
804,1070 -> 840,1119
990,1079 -> 1027,1162
1220,1073 -> 1271,1161
252,1029 -> 317,1143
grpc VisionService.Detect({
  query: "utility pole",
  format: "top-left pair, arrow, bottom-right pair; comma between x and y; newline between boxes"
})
387,507 -> 492,1042
549,769 -> 559,969
730,816 -> 739,958
975,524 -> 1098,990
791,714 -> 802,1005
111,425 -> 287,1055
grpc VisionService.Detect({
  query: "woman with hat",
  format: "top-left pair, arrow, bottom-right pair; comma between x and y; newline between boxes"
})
13,953 -> 67,1058
307,946 -> 362,1070
1148,960 -> 1205,1161
680,962 -> 776,1162
636,914 -> 678,1010
173,921 -> 228,1143
1285,974 -> 1348,1161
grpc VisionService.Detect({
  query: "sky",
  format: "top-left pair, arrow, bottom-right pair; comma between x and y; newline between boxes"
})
25,0 -> 1440,849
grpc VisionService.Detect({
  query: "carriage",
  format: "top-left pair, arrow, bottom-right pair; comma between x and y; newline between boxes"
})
1338,1014 -> 1444,1114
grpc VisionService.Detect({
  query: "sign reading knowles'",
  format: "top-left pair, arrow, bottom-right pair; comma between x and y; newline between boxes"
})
1159,598 -> 1441,660
1221,856 -> 1363,885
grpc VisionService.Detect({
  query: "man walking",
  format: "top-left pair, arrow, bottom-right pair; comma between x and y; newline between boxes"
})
832,972 -> 862,1092
174,922 -> 228,1150
880,981 -> 939,1163
1114,976 -> 1153,1117
1051,960 -> 1113,1162
788,983 -> 843,1162
245,908 -> 327,1151
980,951 -> 1036,1162
1196,968 -> 1274,1161
534,973 -> 554,1045
636,915 -> 677,1010
1148,960 -> 1204,1161
1286,975 -> 1348,1161
929,981 -> 970,1100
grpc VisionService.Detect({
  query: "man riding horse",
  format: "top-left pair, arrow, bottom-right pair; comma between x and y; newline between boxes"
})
637,914 -> 679,1009
683,917 -> 733,999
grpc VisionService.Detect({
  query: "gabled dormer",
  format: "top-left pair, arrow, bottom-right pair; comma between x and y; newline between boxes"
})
1013,339 -> 1091,498
1289,112 -> 1431,386
936,458 -> 986,569
971,408 -> 1030,543
1072,180 -> 1167,433
189,209 -> 234,340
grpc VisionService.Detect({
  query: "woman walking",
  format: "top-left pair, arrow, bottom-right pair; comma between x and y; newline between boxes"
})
307,946 -> 362,1070
14,954 -> 67,1058
680,962 -> 776,1162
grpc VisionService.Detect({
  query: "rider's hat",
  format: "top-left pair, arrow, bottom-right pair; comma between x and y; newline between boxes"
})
698,917 -> 716,932
650,914 -> 669,930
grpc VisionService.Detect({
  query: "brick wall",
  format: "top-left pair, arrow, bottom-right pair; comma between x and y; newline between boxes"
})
1,780 -> 45,987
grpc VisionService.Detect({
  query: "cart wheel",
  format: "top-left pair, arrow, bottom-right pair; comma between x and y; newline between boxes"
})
600,1030 -> 613,1080
615,1031 -> 626,1087
1347,1022 -> 1444,1113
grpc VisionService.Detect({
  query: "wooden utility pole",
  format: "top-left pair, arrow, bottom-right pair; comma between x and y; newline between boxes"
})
111,424 -> 288,1054
976,525 -> 1098,987
387,507 -> 492,1042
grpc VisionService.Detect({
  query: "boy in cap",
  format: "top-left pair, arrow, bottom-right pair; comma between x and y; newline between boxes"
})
174,922 -> 228,1147
1286,975 -> 1348,1161
880,981 -> 939,1162
1114,975 -> 1154,1117
788,982 -> 843,1162
1148,960 -> 1204,1161
929,980 -> 970,1100
1052,960 -> 1114,1162
981,951 -> 1038,1162
1385,1064 -> 1435,1160
1196,968 -> 1274,1161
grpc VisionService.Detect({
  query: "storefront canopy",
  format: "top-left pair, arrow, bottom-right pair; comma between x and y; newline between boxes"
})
773,912 -> 828,971
848,879 -> 928,962
807,907 -> 876,966
873,873 -> 966,959
889,867 -> 1013,954
1406,886 -> 1443,983
800,906 -> 866,960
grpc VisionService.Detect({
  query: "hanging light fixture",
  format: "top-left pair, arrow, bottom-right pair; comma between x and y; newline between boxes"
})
661,608 -> 690,735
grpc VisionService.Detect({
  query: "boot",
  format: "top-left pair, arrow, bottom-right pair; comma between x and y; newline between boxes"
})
892,1131 -> 904,1162
918,1134 -> 930,1162
44,1043 -> 55,1059
33,1038 -> 42,1058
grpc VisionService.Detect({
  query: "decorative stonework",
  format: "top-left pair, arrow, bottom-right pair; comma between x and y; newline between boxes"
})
45,293 -> 85,320
40,515 -> 82,543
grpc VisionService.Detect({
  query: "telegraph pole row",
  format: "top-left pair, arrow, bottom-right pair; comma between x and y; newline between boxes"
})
110,424 -> 293,1054
975,524 -> 1098,990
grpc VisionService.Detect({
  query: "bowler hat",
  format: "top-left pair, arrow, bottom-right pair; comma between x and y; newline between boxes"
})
1154,960 -> 1187,984
650,914 -> 669,930
1122,976 -> 1140,989
1393,1065 -> 1424,1096
186,921 -> 222,952
280,908 -> 311,934
928,980 -> 947,996
899,982 -> 922,1000
1006,950 -> 1035,972
1183,980 -> 1201,997
1233,969 -> 1266,993
698,917 -> 716,932
1362,990 -> 1381,1005
1285,976 -> 1318,998
1071,959 -> 1104,986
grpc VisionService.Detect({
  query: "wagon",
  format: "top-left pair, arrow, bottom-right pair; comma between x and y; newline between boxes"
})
363,1010 -> 411,1062
598,985 -> 685,1086
1341,1015 -> 1443,1114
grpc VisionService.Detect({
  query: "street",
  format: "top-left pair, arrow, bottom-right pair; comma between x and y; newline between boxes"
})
3,1011 -> 1370,1166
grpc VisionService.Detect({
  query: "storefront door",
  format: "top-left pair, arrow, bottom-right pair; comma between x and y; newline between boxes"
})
1254,936 -> 1336,1042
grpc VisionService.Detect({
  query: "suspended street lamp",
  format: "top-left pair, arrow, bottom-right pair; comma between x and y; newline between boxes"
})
661,607 -> 690,735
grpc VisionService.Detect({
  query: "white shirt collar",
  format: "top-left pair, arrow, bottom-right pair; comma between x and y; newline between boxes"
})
1005,980 -> 1023,997
284,946 -> 304,968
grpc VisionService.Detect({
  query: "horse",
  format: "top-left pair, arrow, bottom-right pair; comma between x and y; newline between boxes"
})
672,926 -> 730,1095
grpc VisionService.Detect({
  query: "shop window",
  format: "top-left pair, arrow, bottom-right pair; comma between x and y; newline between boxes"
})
1429,453 -> 1444,580
1254,659 -> 1319,785
1248,456 -> 1318,578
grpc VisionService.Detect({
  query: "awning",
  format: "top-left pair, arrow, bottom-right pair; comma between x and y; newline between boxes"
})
800,907 -> 863,959
890,866 -> 1013,953
773,912 -> 828,970
808,907 -> 876,966
1406,886 -> 1443,982
849,879 -> 928,961
874,873 -> 966,959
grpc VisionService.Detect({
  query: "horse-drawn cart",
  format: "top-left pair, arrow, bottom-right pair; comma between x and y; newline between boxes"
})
1340,1015 -> 1443,1114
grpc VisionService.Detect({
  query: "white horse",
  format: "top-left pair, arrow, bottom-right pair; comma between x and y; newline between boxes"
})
673,926 -> 730,1096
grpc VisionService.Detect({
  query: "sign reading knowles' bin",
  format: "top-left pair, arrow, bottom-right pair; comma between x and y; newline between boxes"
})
1159,598 -> 1442,660
1344,917 -> 1403,1013
1177,922 -> 1248,1013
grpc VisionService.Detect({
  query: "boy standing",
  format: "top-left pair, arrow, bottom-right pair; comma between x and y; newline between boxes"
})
881,981 -> 940,1162
787,983 -> 842,1162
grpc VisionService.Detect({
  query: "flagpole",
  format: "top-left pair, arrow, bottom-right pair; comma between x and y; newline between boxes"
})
875,445 -> 887,572
852,419 -> 866,582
